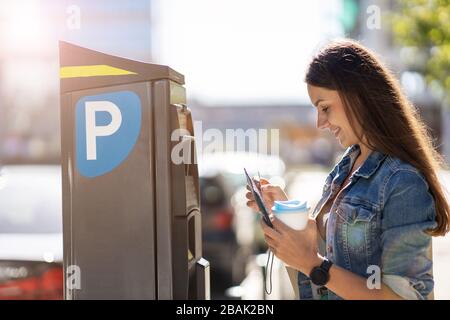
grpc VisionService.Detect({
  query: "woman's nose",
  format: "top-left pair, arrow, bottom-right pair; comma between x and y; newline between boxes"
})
316,114 -> 328,130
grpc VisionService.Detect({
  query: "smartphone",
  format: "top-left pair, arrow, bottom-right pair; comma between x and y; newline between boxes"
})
244,168 -> 273,228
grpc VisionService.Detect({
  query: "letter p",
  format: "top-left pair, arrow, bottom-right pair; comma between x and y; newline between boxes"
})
85,101 -> 122,160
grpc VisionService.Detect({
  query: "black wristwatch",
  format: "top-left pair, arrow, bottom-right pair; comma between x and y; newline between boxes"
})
309,258 -> 333,286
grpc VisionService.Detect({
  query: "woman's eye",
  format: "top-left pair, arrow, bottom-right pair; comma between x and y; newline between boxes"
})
321,106 -> 329,113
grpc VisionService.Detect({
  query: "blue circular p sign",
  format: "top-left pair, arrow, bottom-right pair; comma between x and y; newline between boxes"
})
75,91 -> 142,178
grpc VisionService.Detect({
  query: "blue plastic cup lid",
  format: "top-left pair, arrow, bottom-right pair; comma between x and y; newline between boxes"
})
272,199 -> 309,213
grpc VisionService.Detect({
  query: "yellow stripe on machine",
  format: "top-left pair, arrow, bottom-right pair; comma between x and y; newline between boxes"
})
60,65 -> 137,79
170,81 -> 186,105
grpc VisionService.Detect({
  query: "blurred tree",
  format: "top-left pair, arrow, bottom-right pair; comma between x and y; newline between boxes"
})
391,0 -> 450,106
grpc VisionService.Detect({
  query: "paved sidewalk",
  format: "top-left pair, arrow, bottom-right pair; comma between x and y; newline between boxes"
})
433,170 -> 450,299
433,232 -> 450,299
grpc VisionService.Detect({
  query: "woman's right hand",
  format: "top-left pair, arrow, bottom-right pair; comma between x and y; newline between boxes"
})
245,177 -> 289,214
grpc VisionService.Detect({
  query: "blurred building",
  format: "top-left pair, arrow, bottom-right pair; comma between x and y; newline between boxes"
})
191,103 -> 338,168
1,0 -> 444,166
0,0 -> 152,164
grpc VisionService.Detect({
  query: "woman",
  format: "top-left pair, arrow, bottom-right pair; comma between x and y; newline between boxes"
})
246,39 -> 449,300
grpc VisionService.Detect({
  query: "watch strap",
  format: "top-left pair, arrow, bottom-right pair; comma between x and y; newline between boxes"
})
320,258 -> 333,272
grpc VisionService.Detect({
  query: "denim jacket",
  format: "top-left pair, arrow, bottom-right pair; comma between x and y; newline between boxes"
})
298,144 -> 436,300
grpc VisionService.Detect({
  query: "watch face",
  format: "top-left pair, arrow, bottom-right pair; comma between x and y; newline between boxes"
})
311,267 -> 329,286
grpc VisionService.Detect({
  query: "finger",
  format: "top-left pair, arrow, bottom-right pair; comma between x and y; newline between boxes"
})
245,192 -> 254,200
305,218 -> 317,231
260,184 -> 276,193
306,218 -> 316,227
260,178 -> 270,185
264,234 -> 276,247
260,220 -> 282,240
272,216 -> 292,233
246,200 -> 257,210
253,177 -> 270,190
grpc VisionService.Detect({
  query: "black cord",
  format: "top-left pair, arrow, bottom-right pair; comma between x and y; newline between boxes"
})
264,249 -> 274,295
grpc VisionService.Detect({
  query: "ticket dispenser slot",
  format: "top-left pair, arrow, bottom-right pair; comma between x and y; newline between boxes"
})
170,101 -> 208,299
153,78 -> 209,299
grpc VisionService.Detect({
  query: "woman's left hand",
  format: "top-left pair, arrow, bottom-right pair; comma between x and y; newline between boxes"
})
261,217 -> 322,274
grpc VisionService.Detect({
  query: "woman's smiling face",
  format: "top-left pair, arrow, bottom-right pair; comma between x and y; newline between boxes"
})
307,84 -> 361,148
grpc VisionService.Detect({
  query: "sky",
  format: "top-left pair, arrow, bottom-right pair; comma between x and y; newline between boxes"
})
151,0 -> 344,106
0,0 -> 152,60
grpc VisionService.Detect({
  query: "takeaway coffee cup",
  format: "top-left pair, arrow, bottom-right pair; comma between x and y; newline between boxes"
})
271,199 -> 310,230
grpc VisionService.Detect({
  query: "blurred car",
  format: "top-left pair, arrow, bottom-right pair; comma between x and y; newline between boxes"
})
198,152 -> 286,298
0,165 -> 63,300
200,173 -> 237,298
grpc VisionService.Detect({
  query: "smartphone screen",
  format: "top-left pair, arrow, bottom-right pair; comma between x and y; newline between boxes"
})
244,168 -> 273,228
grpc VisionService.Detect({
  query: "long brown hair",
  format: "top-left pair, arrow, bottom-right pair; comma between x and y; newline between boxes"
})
305,39 -> 449,236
